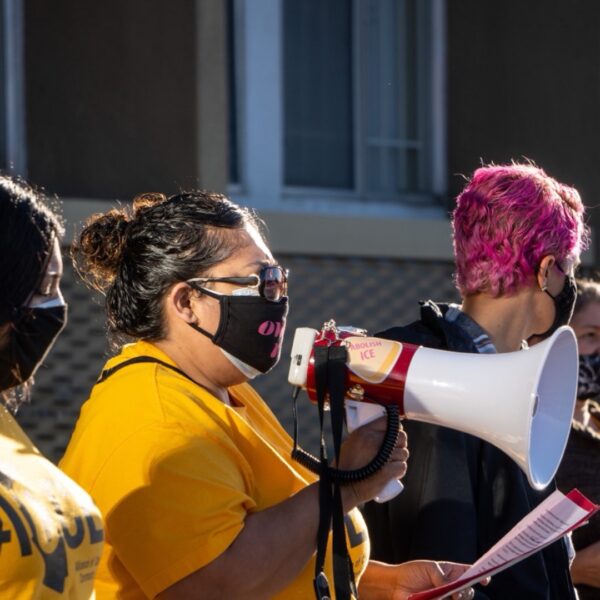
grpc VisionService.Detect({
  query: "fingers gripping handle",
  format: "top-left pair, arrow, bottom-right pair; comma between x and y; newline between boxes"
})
345,400 -> 405,503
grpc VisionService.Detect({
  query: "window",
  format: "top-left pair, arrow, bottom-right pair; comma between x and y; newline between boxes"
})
228,0 -> 446,215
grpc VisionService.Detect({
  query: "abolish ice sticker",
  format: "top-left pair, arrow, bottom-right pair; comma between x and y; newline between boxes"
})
344,336 -> 402,384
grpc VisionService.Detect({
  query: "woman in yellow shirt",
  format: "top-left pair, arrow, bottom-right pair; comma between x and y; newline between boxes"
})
61,191 -> 479,599
0,176 -> 104,599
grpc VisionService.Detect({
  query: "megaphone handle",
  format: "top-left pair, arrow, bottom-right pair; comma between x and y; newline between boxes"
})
374,480 -> 404,503
345,400 -> 405,503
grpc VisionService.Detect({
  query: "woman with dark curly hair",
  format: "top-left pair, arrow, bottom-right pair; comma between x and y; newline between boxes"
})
556,278 -> 600,599
0,176 -> 103,598
60,191 -> 480,599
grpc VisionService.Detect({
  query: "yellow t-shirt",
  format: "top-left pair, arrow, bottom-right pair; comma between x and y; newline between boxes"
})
0,405 -> 103,599
60,341 -> 369,599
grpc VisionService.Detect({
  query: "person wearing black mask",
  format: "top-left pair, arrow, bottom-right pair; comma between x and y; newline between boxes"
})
0,176 -> 103,598
362,163 -> 587,599
556,278 -> 600,599
60,191 -> 483,599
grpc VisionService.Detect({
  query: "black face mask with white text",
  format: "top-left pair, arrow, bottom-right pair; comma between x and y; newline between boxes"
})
189,286 -> 288,377
0,300 -> 68,392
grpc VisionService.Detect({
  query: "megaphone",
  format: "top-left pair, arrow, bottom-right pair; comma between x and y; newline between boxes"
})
288,320 -> 578,498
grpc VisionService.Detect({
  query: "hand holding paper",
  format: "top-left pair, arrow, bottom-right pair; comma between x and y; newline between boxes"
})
358,560 -> 487,600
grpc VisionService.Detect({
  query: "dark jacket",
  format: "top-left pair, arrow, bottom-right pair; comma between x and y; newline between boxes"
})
556,399 -> 600,600
361,301 -> 576,599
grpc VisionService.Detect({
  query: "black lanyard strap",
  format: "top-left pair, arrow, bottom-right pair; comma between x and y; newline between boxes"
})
314,346 -> 333,598
328,346 -> 357,600
313,345 -> 357,600
96,356 -> 208,392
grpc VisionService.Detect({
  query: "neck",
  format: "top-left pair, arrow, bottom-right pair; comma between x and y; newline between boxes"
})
153,338 -> 229,403
460,291 -> 537,352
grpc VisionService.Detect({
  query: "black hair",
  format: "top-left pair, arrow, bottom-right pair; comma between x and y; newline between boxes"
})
0,176 -> 64,323
72,191 -> 263,342
0,176 -> 63,411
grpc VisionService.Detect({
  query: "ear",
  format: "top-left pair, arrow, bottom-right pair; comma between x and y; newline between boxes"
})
537,255 -> 556,291
165,282 -> 203,324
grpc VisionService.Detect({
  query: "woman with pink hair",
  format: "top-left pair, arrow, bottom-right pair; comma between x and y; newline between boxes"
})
363,163 -> 588,599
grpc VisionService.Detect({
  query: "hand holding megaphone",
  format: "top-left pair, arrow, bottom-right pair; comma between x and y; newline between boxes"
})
337,414 -> 409,508
344,401 -> 406,502
289,320 -> 578,501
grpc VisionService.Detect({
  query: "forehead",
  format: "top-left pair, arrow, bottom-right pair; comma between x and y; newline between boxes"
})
222,227 -> 273,267
572,301 -> 600,328
244,225 -> 271,258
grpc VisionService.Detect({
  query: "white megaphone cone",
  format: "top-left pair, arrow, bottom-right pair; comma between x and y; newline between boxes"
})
402,325 -> 578,490
289,324 -> 578,498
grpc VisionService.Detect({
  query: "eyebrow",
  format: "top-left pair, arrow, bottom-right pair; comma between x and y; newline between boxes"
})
243,259 -> 272,269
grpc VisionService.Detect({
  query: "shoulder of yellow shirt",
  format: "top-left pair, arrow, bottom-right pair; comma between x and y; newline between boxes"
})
89,348 -> 267,447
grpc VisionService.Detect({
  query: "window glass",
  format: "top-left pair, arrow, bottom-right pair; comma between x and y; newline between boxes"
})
362,0 -> 422,197
283,0 -> 354,189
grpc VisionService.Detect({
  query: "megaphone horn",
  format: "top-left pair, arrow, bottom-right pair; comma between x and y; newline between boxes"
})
288,323 -> 578,492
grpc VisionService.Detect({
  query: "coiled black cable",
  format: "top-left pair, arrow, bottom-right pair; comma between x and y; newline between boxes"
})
291,404 -> 401,483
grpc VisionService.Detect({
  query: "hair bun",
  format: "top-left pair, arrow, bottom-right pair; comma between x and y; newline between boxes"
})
73,208 -> 130,291
132,192 -> 167,216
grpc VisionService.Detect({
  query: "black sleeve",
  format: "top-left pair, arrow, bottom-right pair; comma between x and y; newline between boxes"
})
362,421 -> 482,565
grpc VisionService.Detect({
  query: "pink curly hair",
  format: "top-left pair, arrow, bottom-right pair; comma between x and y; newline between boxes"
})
452,163 -> 589,297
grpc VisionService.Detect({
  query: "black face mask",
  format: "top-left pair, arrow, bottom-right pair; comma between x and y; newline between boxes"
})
0,303 -> 68,392
577,353 -> 600,400
531,274 -> 577,340
189,287 -> 288,375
